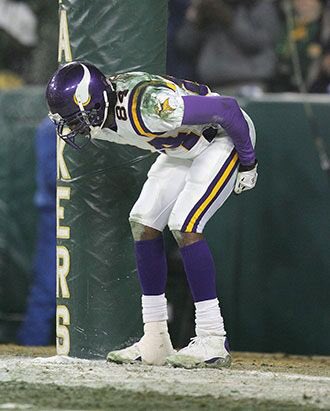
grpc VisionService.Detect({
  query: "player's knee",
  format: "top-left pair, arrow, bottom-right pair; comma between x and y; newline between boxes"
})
130,221 -> 162,241
171,230 -> 204,248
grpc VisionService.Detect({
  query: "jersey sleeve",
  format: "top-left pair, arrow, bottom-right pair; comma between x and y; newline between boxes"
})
129,82 -> 184,136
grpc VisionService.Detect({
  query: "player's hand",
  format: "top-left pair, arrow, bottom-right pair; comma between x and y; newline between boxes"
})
234,161 -> 258,194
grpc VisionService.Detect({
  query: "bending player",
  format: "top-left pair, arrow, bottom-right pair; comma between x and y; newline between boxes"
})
46,61 -> 257,368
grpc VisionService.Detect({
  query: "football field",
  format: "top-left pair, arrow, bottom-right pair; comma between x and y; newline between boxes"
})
0,345 -> 329,410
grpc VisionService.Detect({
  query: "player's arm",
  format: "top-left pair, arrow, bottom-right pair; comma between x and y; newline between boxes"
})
181,95 -> 257,194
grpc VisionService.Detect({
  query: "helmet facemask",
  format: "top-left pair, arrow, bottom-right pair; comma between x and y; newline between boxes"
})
49,89 -> 110,150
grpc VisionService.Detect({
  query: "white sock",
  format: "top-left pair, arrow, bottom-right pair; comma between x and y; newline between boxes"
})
144,321 -> 168,333
195,298 -> 225,337
142,294 -> 168,323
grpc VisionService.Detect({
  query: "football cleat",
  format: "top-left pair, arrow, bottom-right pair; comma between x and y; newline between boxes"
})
166,335 -> 231,369
106,341 -> 142,364
107,321 -> 175,366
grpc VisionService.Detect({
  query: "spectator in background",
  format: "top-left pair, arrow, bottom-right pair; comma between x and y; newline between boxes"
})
26,1 -> 58,85
167,0 -> 194,79
273,0 -> 330,93
17,118 -> 56,346
0,0 -> 37,88
310,45 -> 330,93
176,0 -> 280,97
309,1 -> 330,93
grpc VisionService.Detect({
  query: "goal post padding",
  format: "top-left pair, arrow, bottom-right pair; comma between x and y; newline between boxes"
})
56,0 -> 167,358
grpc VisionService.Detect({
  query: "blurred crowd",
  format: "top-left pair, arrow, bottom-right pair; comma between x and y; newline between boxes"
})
168,0 -> 330,96
0,0 -> 329,95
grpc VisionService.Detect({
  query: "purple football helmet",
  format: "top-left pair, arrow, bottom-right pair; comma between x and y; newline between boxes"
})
46,61 -> 116,149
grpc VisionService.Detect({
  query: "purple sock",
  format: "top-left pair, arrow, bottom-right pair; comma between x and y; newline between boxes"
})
180,239 -> 217,302
134,236 -> 167,295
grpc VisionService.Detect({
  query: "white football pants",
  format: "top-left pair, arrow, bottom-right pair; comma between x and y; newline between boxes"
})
129,116 -> 256,233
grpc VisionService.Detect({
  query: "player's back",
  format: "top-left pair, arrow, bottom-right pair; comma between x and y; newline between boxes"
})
91,71 -> 222,159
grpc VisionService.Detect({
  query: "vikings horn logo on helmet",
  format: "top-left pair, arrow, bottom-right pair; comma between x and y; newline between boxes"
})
73,64 -> 92,107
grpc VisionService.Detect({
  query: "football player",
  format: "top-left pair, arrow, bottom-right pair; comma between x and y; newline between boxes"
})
46,61 -> 257,368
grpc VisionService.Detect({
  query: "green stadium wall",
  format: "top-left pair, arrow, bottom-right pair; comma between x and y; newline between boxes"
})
0,86 -> 47,342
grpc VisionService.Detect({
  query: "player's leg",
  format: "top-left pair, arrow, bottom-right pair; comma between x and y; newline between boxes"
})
166,138 -> 242,368
167,118 -> 256,368
107,154 -> 191,365
168,230 -> 231,369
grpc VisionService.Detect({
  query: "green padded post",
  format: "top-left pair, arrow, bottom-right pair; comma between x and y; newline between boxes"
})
56,0 -> 167,358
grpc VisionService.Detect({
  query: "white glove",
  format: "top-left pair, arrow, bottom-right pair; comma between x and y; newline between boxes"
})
234,161 -> 258,194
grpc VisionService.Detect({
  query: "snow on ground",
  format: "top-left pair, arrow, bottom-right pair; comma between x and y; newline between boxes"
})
0,355 -> 329,409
